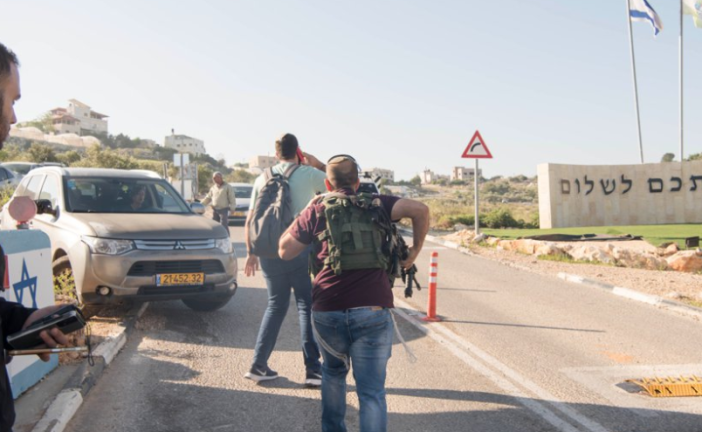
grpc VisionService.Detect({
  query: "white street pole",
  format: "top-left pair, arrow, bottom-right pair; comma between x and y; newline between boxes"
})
180,153 -> 185,199
680,0 -> 685,162
626,0 -> 645,164
474,159 -> 480,234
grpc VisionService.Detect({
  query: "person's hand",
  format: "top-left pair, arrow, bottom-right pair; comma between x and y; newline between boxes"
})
23,306 -> 71,362
400,246 -> 421,270
245,254 -> 259,277
302,152 -> 324,171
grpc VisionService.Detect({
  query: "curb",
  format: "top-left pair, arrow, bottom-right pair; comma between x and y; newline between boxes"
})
405,228 -> 702,321
31,302 -> 149,432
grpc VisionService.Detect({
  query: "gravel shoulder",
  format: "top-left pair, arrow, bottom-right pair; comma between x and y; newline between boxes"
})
465,241 -> 702,306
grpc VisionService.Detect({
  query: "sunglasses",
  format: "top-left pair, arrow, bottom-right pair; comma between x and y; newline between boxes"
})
327,154 -> 362,172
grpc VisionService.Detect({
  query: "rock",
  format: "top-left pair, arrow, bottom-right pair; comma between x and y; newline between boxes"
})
473,233 -> 487,244
568,244 -> 616,265
453,223 -> 470,232
613,247 -> 668,270
664,243 -> 680,256
498,240 -> 517,251
534,242 -> 565,257
666,291 -> 683,300
513,239 -> 539,255
666,251 -> 702,272
486,237 -> 500,246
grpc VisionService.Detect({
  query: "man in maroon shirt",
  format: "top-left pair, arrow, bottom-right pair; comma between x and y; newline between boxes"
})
279,155 -> 429,432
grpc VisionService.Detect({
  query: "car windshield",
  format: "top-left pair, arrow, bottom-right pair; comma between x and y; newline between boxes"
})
3,163 -> 33,175
357,182 -> 379,194
232,185 -> 252,199
64,177 -> 192,214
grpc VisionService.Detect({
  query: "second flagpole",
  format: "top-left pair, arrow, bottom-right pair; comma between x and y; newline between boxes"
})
626,0 -> 645,164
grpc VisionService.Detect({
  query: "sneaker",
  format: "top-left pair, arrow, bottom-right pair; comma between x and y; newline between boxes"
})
305,371 -> 322,387
244,366 -> 279,382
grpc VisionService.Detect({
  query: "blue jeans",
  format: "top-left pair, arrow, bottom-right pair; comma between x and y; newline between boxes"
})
252,252 -> 321,373
313,308 -> 393,432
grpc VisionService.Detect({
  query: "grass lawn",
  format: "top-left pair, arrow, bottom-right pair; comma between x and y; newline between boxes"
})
482,224 -> 702,248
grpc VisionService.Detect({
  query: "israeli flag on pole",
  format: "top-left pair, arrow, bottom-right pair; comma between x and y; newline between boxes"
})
683,0 -> 702,28
630,0 -> 664,36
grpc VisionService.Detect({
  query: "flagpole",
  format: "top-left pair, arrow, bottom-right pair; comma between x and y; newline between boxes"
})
680,0 -> 685,162
626,0 -> 645,164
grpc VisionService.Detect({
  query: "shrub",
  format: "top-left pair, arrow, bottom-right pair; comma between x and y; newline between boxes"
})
483,208 -> 520,229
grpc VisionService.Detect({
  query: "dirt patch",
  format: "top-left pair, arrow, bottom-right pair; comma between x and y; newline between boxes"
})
58,303 -> 134,365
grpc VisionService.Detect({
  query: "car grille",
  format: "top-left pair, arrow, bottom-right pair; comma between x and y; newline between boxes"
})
134,239 -> 215,251
127,260 -> 225,276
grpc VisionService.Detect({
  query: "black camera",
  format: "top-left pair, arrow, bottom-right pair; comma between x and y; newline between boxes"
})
7,304 -> 86,349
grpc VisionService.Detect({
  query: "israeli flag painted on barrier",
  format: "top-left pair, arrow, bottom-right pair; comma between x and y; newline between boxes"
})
630,0 -> 664,36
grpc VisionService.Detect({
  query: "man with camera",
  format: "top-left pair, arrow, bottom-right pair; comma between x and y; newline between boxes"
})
1,42 -> 72,431
278,154 -> 429,432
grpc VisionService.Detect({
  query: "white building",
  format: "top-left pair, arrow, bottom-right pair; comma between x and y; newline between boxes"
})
249,155 -> 278,174
419,169 -> 449,185
50,99 -> 108,135
451,166 -> 482,181
164,131 -> 207,155
362,168 -> 394,183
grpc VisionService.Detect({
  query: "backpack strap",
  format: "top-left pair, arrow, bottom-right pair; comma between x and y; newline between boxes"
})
282,163 -> 299,179
264,167 -> 275,182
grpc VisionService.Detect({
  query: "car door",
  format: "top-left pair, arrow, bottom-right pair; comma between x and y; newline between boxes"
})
32,173 -> 65,248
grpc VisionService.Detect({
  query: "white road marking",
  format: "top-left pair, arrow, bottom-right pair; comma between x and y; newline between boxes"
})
394,299 -> 611,432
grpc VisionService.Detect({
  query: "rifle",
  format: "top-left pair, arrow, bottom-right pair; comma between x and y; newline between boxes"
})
392,227 -> 421,298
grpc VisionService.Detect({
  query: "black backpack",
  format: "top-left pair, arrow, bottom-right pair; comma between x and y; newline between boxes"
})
248,164 -> 299,258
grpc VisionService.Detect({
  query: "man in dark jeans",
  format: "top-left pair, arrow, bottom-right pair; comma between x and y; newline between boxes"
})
243,134 -> 327,386
201,172 -> 236,233
0,41 -> 71,432
278,154 -> 429,432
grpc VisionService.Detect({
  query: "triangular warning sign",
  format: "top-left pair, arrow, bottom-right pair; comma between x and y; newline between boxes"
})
461,130 -> 493,159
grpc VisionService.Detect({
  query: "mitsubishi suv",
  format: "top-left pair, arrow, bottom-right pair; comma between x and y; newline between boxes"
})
0,167 -> 238,312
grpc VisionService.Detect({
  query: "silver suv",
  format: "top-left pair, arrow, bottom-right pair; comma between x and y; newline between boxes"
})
1,167 -> 238,312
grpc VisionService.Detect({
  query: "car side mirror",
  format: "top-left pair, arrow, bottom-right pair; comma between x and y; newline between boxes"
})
35,199 -> 56,216
190,202 -> 205,215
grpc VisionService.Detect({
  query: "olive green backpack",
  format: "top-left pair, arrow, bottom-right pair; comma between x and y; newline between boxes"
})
312,192 -> 396,276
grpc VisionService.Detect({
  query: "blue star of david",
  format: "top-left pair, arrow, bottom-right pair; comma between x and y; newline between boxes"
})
13,259 -> 38,309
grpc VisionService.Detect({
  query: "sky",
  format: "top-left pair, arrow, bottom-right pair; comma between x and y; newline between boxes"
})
2,0 -> 702,181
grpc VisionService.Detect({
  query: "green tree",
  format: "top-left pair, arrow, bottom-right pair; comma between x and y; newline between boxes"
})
227,170 -> 256,184
197,165 -> 214,193
28,143 -> 58,162
661,153 -> 675,162
18,111 -> 54,133
687,153 -> 702,161
410,175 -> 422,186
56,150 -> 83,166
72,144 -> 138,169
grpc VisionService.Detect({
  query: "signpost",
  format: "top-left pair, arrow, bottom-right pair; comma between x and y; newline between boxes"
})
173,153 -> 190,199
461,130 -> 493,234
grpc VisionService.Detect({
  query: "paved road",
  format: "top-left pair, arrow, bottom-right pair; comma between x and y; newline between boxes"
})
66,225 -> 702,432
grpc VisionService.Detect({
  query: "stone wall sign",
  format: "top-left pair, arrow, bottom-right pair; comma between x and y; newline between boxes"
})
537,161 -> 702,228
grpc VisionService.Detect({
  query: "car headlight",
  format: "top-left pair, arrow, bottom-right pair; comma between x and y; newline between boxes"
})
81,236 -> 134,255
215,238 -> 232,254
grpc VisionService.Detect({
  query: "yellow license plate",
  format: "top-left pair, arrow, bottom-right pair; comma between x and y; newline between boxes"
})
231,211 -> 246,217
156,273 -> 204,286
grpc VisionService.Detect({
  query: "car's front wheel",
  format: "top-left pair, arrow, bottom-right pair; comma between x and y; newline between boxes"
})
181,294 -> 233,312
52,256 -> 101,318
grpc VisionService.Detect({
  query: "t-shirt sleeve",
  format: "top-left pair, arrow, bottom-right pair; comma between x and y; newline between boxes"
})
289,206 -> 318,245
379,195 -> 401,221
